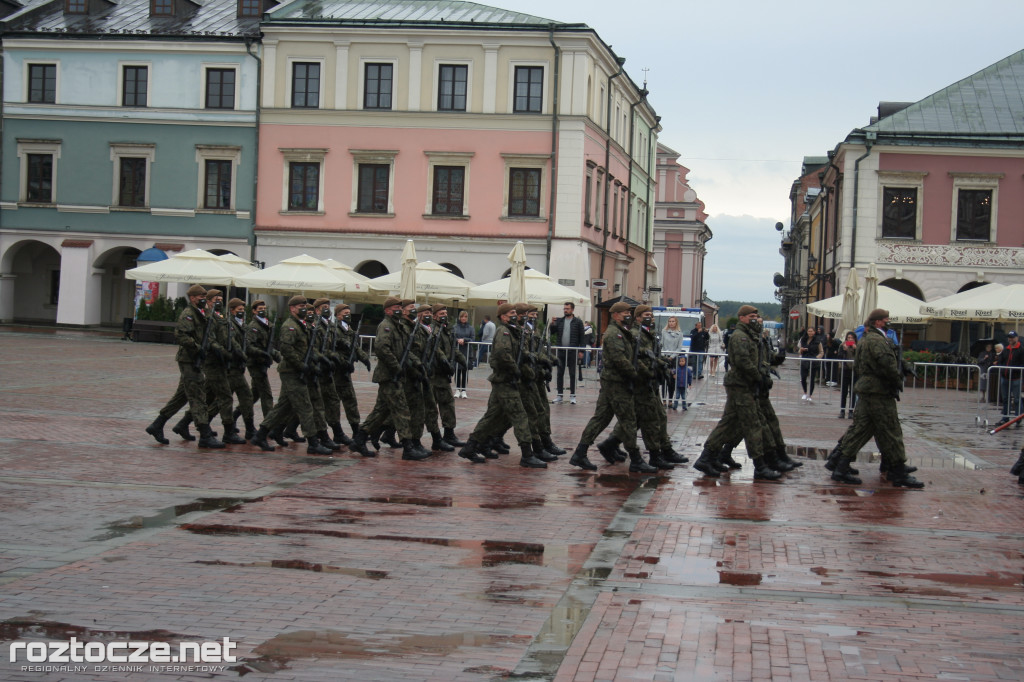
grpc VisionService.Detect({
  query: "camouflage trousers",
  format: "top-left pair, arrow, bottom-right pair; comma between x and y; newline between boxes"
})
471,382 -> 534,445
580,379 -> 638,448
361,380 -> 413,440
261,372 -> 320,437
838,393 -> 906,468
227,368 -> 254,422
431,377 -> 457,430
159,362 -> 209,426
704,385 -> 765,460
534,380 -> 552,436
617,383 -> 668,452
721,392 -> 784,453
305,377 -> 327,434
249,366 -> 274,417
203,366 -> 233,427
333,370 -> 361,431
320,373 -> 341,426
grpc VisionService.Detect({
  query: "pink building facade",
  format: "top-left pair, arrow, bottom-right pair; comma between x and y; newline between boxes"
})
652,144 -> 710,309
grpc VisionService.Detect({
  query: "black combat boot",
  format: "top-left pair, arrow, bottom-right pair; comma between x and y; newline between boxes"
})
495,438 -> 512,454
306,435 -> 333,456
251,426 -> 275,452
332,423 -> 353,447
172,414 -> 196,441
888,464 -> 924,489
318,430 -> 341,451
243,417 -> 256,442
648,450 -> 676,471
458,439 -> 486,463
830,459 -> 862,485
879,459 -> 917,478
380,427 -> 401,448
532,439 -> 558,462
431,432 -> 455,452
542,434 -> 566,455
402,438 -> 431,461
145,415 -> 170,445
222,418 -> 246,444
270,425 -> 289,447
412,438 -> 431,457
518,442 -> 548,469
569,443 -> 598,471
479,438 -> 501,459
596,436 -> 622,464
719,444 -> 743,470
752,458 -> 782,481
776,446 -> 803,469
283,419 -> 306,443
230,407 -> 241,435
824,439 -> 858,474
1011,449 -> 1024,476
350,429 -> 376,457
442,427 -> 467,447
662,446 -> 689,464
627,448 -> 658,474
764,449 -> 794,473
693,447 -> 720,478
197,423 -> 225,449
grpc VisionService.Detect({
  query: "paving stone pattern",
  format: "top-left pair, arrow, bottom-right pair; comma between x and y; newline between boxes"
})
0,329 -> 1021,681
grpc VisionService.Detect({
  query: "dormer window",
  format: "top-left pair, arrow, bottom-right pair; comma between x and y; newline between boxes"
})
65,0 -> 87,13
151,0 -> 173,16
238,0 -> 260,17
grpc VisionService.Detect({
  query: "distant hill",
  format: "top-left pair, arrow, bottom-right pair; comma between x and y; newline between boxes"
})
714,300 -> 782,322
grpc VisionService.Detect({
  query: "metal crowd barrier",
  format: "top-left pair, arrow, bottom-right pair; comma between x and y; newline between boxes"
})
980,365 -> 1024,427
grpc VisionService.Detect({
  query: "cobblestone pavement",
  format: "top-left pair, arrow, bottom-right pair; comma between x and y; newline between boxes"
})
0,329 -> 1021,681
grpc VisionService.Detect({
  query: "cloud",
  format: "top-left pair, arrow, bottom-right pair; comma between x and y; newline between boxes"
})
703,214 -> 784,302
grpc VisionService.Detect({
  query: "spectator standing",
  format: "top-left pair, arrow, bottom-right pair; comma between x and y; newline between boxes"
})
660,317 -> 684,405
674,354 -> 694,411
581,320 -> 595,379
453,310 -> 475,399
707,323 -> 723,377
837,331 -> 858,418
478,315 -> 495,367
549,302 -> 584,404
977,342 -> 995,400
995,331 -> 1024,426
689,321 -> 710,379
798,326 -> 824,401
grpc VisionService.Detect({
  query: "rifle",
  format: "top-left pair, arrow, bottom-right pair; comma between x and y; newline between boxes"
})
319,318 -> 337,374
394,319 -> 418,383
629,326 -> 641,393
343,329 -> 360,374
437,327 -> 458,376
263,320 -> 276,368
301,320 -> 319,383
421,324 -> 443,384
193,310 -> 214,371
225,312 -> 234,372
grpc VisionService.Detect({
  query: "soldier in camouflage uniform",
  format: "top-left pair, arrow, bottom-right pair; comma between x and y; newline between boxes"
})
307,298 -> 341,451
146,284 -> 224,449
350,298 -> 427,461
246,300 -> 280,418
459,303 -> 547,468
428,304 -> 468,447
224,298 -> 256,442
830,308 -> 923,488
513,304 -> 559,462
569,302 -> 656,473
250,296 -> 332,455
693,305 -> 781,480
330,302 -> 369,446
196,289 -> 236,442
527,306 -> 566,457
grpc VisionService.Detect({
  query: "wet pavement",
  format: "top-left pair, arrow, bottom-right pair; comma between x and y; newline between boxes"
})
0,329 -> 1022,681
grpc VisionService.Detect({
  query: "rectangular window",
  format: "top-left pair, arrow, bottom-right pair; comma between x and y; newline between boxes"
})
956,189 -> 992,241
118,158 -> 147,207
509,167 -> 541,217
584,173 -> 592,225
287,162 -> 319,211
50,270 -> 60,305
238,0 -> 259,16
204,160 -> 232,209
513,66 -> 543,113
364,63 -> 392,110
205,68 -> 236,109
291,62 -> 320,108
357,164 -> 390,213
122,66 -> 148,107
28,64 -> 56,104
438,64 -> 467,111
65,0 -> 86,13
881,187 -> 917,239
26,154 -> 53,203
151,0 -> 172,15
432,166 -> 464,216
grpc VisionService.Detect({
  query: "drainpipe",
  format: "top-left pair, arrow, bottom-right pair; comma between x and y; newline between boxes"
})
597,57 -> 625,305
850,134 -> 874,270
545,26 -> 560,274
245,38 -> 261,267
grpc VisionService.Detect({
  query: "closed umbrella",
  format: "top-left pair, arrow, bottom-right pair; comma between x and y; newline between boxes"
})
840,268 -> 861,336
860,263 -> 879,323
466,268 -> 588,307
507,241 -> 527,304
125,248 -> 236,285
367,261 -> 476,300
399,240 -> 417,301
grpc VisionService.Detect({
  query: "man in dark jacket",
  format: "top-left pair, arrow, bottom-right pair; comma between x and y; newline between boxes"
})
996,331 -> 1024,425
689,322 -> 710,378
549,301 -> 584,404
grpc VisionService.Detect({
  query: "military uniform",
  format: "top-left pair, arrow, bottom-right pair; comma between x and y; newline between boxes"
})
246,315 -> 277,416
225,313 -> 255,441
333,316 -> 369,435
313,316 -> 342,444
359,313 -> 414,441
201,311 -> 234,433
429,322 -> 467,446
259,313 -> 320,438
157,303 -> 212,428
612,324 -> 675,469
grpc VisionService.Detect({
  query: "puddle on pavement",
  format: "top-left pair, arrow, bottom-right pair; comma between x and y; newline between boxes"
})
92,497 -> 260,541
194,559 -> 387,579
649,556 -> 774,586
860,569 -> 1021,589
0,619 -> 193,643
232,629 -> 530,674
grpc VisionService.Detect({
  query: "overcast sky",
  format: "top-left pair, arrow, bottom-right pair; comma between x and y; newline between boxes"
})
510,0 -> 1024,302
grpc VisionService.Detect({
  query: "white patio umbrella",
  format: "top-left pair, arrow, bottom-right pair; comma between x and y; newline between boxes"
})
860,263 -> 879,322
399,240 -> 417,301
367,260 -> 477,300
507,241 -> 527,304
125,248 -> 237,285
234,254 -> 373,300
840,268 -> 861,335
919,282 -> 1006,319
807,285 -> 930,324
216,252 -> 258,278
466,268 -> 588,307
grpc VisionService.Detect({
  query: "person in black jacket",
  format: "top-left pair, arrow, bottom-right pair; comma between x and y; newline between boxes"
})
995,331 -> 1024,426
689,322 -> 710,379
549,302 -> 584,404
